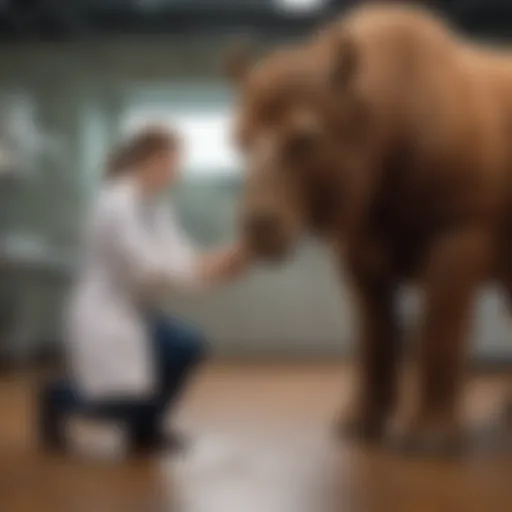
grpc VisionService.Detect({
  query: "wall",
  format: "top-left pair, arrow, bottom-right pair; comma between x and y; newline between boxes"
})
0,38 -> 510,360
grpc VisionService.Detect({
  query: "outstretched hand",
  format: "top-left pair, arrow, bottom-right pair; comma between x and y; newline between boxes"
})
200,242 -> 250,284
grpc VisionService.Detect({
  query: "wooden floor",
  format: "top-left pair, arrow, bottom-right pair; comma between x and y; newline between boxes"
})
0,363 -> 511,512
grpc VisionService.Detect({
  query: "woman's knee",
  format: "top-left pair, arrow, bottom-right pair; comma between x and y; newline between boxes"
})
151,314 -> 209,367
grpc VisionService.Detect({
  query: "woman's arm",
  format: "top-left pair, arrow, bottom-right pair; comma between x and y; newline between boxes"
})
161,206 -> 249,288
196,244 -> 249,284
104,191 -> 188,291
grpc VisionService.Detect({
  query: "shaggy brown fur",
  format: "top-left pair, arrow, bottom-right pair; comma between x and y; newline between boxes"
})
227,3 -> 512,452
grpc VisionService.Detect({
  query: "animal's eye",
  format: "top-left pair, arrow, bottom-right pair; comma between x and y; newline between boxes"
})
252,97 -> 278,125
284,130 -> 319,161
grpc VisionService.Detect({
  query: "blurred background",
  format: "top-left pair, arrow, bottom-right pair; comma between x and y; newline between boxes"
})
0,0 -> 510,368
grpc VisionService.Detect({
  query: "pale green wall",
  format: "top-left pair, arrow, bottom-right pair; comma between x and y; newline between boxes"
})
0,39 -> 509,360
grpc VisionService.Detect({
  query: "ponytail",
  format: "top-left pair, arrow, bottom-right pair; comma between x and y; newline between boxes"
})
105,126 -> 180,180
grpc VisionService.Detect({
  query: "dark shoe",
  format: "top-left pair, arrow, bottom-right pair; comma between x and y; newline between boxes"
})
37,388 -> 66,453
132,428 -> 189,455
158,429 -> 189,453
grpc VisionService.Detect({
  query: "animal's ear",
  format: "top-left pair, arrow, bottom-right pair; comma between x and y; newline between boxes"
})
223,39 -> 256,85
329,33 -> 359,90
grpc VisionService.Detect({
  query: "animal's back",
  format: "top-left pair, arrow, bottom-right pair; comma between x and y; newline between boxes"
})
330,3 -> 512,281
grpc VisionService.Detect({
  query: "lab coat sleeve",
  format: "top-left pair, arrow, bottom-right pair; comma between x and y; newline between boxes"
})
158,205 -> 202,289
104,193 -> 199,292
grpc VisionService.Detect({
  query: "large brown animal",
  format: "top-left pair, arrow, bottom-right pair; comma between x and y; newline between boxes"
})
226,3 -> 512,452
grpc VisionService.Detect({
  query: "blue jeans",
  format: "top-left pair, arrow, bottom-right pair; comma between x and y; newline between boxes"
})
41,312 -> 207,446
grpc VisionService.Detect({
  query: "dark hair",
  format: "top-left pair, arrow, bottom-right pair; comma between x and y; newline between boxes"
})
106,125 -> 180,179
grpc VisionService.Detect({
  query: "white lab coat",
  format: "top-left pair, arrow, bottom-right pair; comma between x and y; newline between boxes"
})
65,176 -> 200,400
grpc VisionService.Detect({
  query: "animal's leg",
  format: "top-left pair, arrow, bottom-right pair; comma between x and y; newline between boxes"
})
501,275 -> 512,429
337,271 -> 400,442
499,199 -> 512,427
393,226 -> 491,455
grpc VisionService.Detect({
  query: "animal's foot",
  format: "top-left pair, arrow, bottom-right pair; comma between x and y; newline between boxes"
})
503,397 -> 512,429
388,413 -> 465,457
334,405 -> 387,444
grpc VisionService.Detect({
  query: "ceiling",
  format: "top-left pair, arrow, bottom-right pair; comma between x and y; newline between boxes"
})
0,1 -> 510,42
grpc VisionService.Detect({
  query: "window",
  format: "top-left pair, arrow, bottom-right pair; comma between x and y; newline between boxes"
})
122,106 -> 240,178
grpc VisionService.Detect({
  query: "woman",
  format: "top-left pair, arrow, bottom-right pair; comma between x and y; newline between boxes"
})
40,126 -> 247,454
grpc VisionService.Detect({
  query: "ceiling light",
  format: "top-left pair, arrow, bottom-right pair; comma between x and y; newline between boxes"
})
276,0 -> 327,14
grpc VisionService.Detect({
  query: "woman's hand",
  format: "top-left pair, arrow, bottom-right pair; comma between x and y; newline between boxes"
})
198,243 -> 250,284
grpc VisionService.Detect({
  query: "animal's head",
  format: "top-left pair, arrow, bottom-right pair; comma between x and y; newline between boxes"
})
225,33 -> 370,262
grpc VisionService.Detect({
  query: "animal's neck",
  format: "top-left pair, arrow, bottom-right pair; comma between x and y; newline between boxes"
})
306,174 -> 344,236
